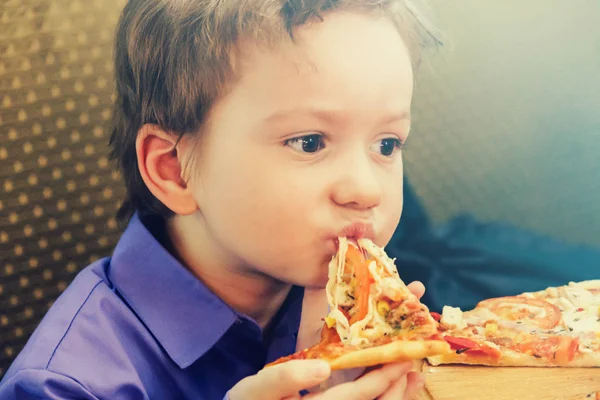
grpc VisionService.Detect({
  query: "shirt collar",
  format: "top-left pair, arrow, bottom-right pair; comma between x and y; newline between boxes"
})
108,213 -> 304,369
108,213 -> 238,369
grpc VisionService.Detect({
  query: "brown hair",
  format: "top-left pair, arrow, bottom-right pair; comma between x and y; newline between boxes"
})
110,0 -> 442,222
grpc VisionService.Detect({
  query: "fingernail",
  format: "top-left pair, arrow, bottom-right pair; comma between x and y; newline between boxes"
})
312,361 -> 331,379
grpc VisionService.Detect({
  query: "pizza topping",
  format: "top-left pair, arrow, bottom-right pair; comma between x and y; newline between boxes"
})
320,325 -> 341,344
514,336 -> 579,364
347,245 -> 372,325
487,336 -> 513,347
324,237 -> 438,347
367,260 -> 405,302
559,285 -> 599,308
563,313 -> 600,335
478,296 -> 561,329
324,315 -> 336,328
557,337 -> 580,364
428,280 -> 600,368
376,299 -> 391,316
569,280 -> 600,292
547,287 -> 600,335
440,306 -> 468,330
484,322 -> 498,334
443,336 -> 477,350
443,336 -> 502,359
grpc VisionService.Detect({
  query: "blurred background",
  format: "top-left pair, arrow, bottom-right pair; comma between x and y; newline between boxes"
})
0,0 -> 599,378
407,0 -> 600,249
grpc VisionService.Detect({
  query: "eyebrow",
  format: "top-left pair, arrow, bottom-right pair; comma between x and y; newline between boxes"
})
262,107 -> 411,125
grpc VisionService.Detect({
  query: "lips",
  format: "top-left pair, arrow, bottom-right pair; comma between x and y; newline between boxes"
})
326,222 -> 376,254
339,221 -> 375,241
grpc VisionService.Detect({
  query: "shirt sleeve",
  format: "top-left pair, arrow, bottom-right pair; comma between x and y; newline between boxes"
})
0,369 -> 99,399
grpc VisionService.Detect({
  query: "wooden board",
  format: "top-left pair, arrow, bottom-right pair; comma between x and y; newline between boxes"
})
414,361 -> 600,400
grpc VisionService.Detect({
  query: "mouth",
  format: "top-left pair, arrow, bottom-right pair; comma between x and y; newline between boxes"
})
328,222 -> 376,253
340,221 -> 375,242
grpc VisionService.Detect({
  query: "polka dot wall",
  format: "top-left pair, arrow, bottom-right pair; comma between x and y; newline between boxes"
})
0,0 -> 127,377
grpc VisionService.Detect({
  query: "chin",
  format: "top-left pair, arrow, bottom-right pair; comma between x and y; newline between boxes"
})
302,281 -> 328,290
305,271 -> 329,289
288,270 -> 328,289
278,254 -> 332,288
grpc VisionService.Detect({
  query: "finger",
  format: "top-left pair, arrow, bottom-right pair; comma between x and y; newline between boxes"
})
377,371 -> 424,400
407,281 -> 425,299
356,364 -> 380,378
403,371 -> 426,400
282,395 -> 302,400
377,373 -> 407,400
309,361 -> 413,400
227,360 -> 331,400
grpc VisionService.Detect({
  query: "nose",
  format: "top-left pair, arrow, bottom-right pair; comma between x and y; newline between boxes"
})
330,153 -> 382,211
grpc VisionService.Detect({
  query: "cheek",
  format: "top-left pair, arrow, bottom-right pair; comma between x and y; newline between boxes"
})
197,157 -> 332,284
198,152 -> 318,245
379,173 -> 405,244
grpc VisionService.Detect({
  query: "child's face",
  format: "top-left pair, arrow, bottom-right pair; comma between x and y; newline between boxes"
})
187,11 -> 413,288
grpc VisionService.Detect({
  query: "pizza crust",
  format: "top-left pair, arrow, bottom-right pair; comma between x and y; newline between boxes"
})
328,339 -> 451,370
428,348 -> 600,368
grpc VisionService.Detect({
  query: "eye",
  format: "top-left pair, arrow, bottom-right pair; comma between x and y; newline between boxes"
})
372,138 -> 404,157
285,134 -> 325,153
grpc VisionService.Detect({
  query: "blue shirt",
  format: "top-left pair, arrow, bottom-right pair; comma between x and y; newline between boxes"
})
0,214 -> 304,400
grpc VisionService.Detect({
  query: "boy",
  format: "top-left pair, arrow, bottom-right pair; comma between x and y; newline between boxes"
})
0,0 -> 440,398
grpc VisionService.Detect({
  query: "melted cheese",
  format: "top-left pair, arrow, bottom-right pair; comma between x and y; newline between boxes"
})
464,307 -> 499,325
367,260 -> 404,302
569,280 -> 600,290
555,286 -> 600,334
324,237 -> 416,345
440,306 -> 467,330
439,281 -> 600,354
499,283 -> 600,352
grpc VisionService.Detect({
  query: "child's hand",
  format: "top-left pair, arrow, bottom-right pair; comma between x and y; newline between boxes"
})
227,359 -> 423,400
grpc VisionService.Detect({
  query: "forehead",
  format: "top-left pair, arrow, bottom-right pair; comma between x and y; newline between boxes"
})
239,12 -> 411,78
215,11 -> 414,123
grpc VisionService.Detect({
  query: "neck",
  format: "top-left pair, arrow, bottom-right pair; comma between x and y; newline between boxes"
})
166,214 -> 291,329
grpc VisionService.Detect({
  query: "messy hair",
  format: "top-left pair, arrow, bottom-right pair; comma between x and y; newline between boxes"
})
110,0 -> 442,222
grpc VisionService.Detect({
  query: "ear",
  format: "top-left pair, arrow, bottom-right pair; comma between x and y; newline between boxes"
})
135,124 -> 198,215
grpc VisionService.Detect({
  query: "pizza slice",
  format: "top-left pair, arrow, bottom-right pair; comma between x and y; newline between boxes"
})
427,280 -> 600,367
267,237 -> 450,370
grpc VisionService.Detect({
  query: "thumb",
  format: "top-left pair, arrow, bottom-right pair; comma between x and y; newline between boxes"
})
228,360 -> 331,400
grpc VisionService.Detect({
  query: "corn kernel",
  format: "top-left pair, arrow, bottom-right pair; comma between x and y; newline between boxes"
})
377,300 -> 390,316
325,316 -> 336,328
485,322 -> 498,334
